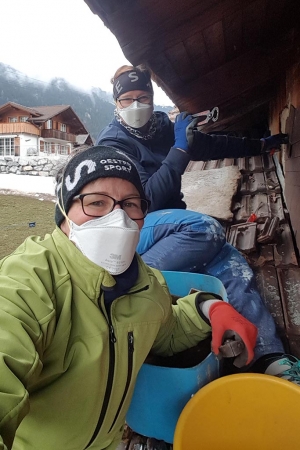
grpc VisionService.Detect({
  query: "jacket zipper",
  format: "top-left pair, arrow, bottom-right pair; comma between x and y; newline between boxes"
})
85,284 -> 147,448
84,304 -> 116,449
130,285 -> 149,295
108,331 -> 134,432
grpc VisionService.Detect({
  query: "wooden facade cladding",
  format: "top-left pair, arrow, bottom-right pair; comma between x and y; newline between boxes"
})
284,132 -> 300,253
41,130 -> 76,142
0,123 -> 40,136
269,62 -> 300,254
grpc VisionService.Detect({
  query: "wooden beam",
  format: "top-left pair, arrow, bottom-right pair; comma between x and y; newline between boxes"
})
167,34 -> 300,113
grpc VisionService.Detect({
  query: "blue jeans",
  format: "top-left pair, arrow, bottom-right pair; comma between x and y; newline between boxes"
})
137,209 -> 284,361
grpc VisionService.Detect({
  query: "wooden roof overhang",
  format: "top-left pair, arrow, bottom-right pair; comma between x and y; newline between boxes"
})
84,0 -> 300,133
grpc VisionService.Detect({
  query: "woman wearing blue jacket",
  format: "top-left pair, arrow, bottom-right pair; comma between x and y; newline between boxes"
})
96,65 -> 300,382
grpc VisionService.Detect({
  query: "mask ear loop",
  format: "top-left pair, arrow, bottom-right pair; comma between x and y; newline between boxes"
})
56,169 -> 71,229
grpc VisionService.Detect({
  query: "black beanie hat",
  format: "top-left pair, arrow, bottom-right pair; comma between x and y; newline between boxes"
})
55,145 -> 146,226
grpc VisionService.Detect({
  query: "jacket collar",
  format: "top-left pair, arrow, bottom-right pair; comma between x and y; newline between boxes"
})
52,228 -> 149,301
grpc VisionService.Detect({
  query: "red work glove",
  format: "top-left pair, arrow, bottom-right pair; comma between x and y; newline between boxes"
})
208,302 -> 258,367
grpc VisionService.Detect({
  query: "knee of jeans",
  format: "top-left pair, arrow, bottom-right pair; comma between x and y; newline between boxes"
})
190,216 -> 226,243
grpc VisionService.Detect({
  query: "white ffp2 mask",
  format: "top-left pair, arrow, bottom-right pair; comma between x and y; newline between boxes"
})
69,209 -> 140,275
117,102 -> 153,128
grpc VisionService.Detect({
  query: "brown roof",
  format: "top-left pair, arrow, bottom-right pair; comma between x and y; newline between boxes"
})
0,101 -> 41,116
28,105 -> 71,121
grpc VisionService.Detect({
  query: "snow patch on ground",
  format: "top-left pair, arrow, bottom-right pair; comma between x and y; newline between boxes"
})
0,174 -> 56,195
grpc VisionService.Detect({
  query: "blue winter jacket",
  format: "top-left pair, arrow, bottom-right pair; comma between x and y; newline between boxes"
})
96,112 -> 262,212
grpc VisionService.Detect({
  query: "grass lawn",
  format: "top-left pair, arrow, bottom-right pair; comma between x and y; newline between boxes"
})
0,194 -> 56,259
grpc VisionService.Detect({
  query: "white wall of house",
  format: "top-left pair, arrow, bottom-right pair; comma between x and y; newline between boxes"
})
0,134 -> 72,157
19,135 -> 39,157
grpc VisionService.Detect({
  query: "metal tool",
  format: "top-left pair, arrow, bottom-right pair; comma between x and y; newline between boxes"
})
219,331 -> 246,368
219,337 -> 245,359
192,106 -> 219,126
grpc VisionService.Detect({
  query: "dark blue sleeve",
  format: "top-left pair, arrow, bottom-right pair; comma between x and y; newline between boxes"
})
97,126 -> 190,212
191,133 -> 262,161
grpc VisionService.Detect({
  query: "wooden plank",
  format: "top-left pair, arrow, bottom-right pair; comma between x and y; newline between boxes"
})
107,0 -> 296,56
197,85 -> 274,132
265,0 -> 290,30
181,36 -> 300,112
255,265 -> 285,332
291,141 -> 300,158
223,9 -> 243,60
285,155 -> 300,174
180,48 -> 269,109
274,223 -> 298,267
184,31 -> 211,76
147,53 -> 182,96
288,337 -> 300,359
164,42 -> 198,82
277,268 -> 300,335
242,0 -> 266,49
203,20 -> 226,70
284,171 -> 300,188
120,0 -> 245,55
285,191 -> 300,252
285,106 -> 300,146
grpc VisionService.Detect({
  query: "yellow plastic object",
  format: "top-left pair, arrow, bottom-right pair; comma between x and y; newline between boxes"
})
174,373 -> 300,450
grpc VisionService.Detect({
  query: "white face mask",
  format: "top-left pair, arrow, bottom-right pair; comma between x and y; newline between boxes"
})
68,209 -> 140,275
117,101 -> 154,128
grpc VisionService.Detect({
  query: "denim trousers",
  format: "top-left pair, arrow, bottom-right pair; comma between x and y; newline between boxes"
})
137,209 -> 284,361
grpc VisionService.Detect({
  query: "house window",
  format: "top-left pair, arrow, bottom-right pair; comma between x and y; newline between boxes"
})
44,142 -> 51,154
20,116 -> 29,122
0,138 -> 15,156
45,120 -> 52,130
8,117 -> 18,123
60,123 -> 67,132
60,145 -> 68,155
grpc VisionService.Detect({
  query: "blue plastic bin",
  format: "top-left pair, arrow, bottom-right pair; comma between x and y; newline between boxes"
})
126,271 -> 228,444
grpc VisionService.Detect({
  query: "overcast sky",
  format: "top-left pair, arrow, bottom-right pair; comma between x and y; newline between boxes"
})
0,0 -> 172,105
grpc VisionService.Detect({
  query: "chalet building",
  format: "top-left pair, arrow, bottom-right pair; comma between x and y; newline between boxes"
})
0,102 -> 93,157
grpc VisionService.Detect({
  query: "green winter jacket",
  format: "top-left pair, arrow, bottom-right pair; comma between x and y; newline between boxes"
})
0,228 -> 212,450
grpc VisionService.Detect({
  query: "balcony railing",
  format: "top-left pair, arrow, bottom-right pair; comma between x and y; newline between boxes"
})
0,123 -> 40,135
41,129 -> 76,142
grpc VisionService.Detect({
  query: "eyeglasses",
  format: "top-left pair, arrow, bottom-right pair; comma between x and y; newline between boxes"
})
117,94 -> 153,108
73,193 -> 149,220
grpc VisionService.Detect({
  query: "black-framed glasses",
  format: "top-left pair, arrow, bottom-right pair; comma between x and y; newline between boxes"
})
117,94 -> 153,108
73,193 -> 149,219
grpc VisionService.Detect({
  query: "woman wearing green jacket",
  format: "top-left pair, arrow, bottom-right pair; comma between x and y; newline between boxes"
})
0,145 -> 256,450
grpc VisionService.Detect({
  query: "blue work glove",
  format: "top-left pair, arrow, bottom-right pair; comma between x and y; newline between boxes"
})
260,133 -> 288,153
174,112 -> 199,152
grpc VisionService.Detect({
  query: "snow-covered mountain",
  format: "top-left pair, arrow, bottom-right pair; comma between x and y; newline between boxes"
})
0,62 -> 172,142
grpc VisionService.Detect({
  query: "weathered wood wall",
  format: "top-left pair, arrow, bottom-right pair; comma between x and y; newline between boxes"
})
269,62 -> 300,254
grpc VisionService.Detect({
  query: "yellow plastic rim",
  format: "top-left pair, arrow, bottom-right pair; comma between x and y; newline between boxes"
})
174,373 -> 300,450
